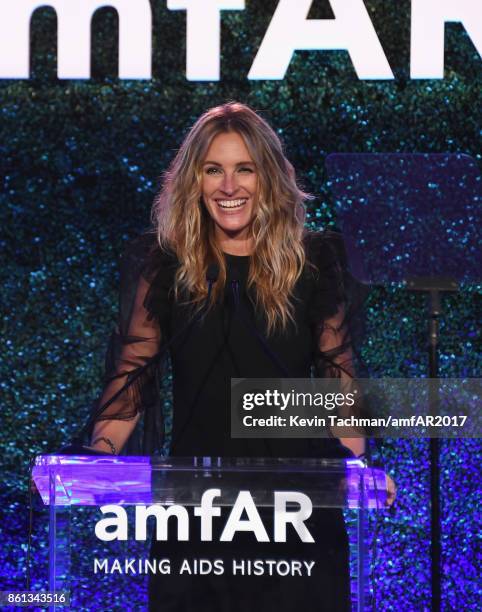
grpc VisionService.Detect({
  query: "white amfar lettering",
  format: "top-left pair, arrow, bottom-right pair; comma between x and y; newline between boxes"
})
167,0 -> 245,81
194,488 -> 222,541
135,504 -> 189,541
220,491 -> 270,542
0,0 -> 152,79
274,491 -> 314,543
411,0 -> 482,78
95,504 -> 128,541
248,0 -> 394,80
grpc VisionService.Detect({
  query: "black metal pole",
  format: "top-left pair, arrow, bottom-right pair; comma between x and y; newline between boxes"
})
407,277 -> 458,612
428,290 -> 441,612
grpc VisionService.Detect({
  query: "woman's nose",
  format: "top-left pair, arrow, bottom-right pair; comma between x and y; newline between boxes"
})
220,172 -> 237,195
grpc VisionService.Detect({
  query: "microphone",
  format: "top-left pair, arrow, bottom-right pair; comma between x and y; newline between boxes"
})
63,265 -> 220,453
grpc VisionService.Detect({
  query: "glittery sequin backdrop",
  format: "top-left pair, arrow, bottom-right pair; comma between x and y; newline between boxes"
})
0,1 -> 480,610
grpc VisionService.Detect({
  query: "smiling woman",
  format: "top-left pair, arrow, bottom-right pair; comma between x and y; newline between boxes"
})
150,102 -> 309,336
89,102 -> 365,611
201,132 -> 258,255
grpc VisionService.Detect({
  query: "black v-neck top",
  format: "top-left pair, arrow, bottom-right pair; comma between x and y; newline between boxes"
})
168,251 -> 318,457
99,231 -> 360,458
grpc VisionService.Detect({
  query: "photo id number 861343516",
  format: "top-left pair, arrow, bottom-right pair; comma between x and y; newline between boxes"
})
0,591 -> 70,607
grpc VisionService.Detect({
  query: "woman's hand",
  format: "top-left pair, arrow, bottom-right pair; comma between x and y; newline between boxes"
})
386,474 -> 397,507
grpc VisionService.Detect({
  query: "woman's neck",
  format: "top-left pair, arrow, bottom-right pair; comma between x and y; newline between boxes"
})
216,234 -> 253,256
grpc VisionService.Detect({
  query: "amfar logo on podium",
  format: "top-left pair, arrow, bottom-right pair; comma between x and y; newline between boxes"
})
95,489 -> 315,543
0,0 -> 480,80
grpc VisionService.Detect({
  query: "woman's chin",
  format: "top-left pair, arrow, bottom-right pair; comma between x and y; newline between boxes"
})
213,218 -> 252,238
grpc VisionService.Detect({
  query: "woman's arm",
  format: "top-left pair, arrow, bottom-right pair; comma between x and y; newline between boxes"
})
320,308 -> 398,505
90,274 -> 161,454
318,305 -> 365,457
91,413 -> 141,455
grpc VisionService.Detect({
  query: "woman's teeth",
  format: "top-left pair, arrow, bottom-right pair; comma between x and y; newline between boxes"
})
217,199 -> 247,209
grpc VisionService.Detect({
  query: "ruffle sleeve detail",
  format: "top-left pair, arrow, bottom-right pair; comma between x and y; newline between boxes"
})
89,233 -> 177,454
303,230 -> 368,378
120,232 -> 177,329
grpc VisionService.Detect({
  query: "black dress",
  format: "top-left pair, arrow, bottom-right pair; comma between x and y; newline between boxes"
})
96,231 -> 359,611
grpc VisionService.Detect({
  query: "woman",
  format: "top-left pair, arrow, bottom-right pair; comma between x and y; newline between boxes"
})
90,102 -> 364,610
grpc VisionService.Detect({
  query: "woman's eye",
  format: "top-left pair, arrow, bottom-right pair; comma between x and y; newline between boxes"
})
238,167 -> 254,173
206,167 -> 221,175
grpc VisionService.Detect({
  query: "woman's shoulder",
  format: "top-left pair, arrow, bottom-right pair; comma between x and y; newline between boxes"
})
121,231 -> 178,281
300,229 -> 350,320
303,228 -> 347,272
119,232 -> 178,322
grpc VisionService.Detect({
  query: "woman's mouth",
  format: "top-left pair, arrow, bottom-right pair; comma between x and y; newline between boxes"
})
216,198 -> 247,210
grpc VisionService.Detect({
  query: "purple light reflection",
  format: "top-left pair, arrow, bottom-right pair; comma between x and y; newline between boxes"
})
32,455 -> 388,509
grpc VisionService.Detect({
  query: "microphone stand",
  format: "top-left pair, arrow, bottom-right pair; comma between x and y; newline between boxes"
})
406,275 -> 458,612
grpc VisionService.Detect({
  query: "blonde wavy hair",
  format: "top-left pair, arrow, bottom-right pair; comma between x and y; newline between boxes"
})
151,102 -> 311,334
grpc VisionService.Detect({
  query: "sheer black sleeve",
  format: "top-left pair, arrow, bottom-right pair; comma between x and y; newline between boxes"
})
91,234 -> 175,454
304,230 -> 367,379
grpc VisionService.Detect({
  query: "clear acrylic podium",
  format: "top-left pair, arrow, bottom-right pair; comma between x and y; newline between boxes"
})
32,455 -> 388,611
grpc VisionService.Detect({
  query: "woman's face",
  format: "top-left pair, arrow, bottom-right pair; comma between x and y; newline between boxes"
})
201,131 -> 258,253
